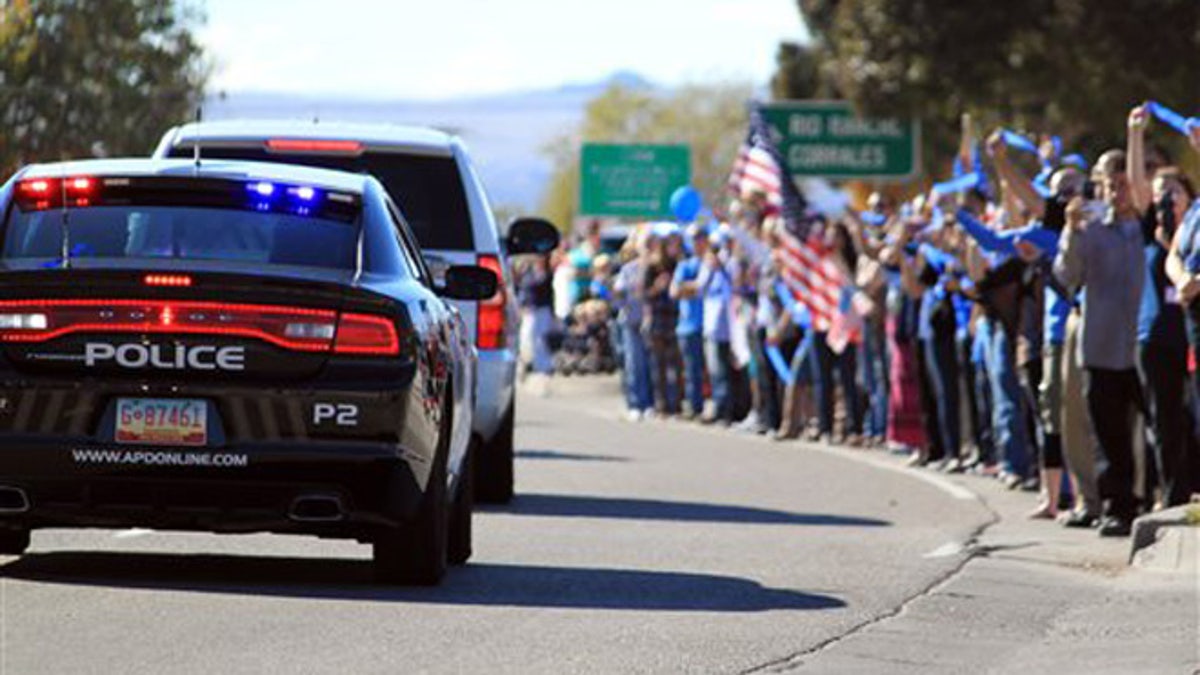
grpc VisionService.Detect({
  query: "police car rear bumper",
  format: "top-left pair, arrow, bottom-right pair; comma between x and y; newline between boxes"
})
0,438 -> 429,540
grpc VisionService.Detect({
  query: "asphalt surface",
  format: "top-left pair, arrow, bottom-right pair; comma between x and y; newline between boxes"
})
0,376 -> 1191,674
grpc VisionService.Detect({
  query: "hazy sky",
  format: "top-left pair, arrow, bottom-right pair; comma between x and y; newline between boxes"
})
198,0 -> 809,99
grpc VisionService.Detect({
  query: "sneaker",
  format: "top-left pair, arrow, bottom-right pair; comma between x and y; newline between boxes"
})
624,409 -> 643,423
1002,473 -> 1023,491
1061,510 -> 1100,529
1098,516 -> 1132,537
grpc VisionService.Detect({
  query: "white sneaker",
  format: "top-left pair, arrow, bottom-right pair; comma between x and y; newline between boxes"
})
625,409 -> 643,422
734,411 -> 761,432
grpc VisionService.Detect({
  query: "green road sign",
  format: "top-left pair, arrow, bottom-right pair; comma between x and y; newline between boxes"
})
761,101 -> 919,179
579,144 -> 691,218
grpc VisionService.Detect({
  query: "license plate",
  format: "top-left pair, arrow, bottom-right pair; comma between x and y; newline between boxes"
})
115,398 -> 207,446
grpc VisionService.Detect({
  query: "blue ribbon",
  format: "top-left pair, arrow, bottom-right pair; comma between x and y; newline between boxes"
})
1061,153 -> 1089,170
1146,101 -> 1199,136
765,344 -> 793,385
931,171 -> 981,197
1000,129 -> 1039,155
859,211 -> 886,227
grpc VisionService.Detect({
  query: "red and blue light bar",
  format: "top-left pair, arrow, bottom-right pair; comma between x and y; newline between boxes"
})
14,176 -> 334,217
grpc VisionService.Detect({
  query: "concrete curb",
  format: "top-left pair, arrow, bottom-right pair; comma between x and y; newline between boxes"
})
1129,504 -> 1199,572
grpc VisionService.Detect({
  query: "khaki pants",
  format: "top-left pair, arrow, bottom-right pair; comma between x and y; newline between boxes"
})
1062,312 -> 1100,514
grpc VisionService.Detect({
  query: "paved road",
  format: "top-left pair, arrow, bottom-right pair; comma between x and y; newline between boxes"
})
0,376 -> 1100,674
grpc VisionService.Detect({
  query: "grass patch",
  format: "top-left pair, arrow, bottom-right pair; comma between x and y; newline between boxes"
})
1185,506 -> 1200,526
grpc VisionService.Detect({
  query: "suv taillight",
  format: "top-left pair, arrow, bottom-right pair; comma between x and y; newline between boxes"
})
476,254 -> 505,350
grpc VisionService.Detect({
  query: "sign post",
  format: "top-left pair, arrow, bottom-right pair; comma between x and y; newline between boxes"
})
579,144 -> 691,218
761,101 -> 919,180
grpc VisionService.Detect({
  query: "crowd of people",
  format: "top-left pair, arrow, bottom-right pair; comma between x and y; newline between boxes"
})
517,106 -> 1200,538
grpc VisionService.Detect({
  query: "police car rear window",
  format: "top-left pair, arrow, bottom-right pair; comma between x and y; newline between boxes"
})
169,146 -> 475,251
3,178 -> 360,270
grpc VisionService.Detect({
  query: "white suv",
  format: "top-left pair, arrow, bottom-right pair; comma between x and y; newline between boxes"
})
153,121 -> 558,502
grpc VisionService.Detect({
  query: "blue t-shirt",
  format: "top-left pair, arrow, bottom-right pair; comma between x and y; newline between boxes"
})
1045,287 -> 1072,346
1176,199 -> 1200,272
673,257 -> 704,336
1138,241 -> 1185,346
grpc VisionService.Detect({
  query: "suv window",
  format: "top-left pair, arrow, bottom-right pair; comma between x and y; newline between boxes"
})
171,146 -> 474,251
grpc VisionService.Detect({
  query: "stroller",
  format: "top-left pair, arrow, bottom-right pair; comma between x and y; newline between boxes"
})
552,299 -> 618,376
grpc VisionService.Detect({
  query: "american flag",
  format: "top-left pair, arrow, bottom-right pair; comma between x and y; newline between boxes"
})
728,105 -> 848,333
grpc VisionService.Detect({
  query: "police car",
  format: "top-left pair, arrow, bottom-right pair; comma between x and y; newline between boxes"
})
0,158 -> 551,584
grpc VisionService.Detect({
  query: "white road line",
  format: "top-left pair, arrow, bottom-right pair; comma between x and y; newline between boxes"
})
112,528 -> 155,539
922,541 -> 967,558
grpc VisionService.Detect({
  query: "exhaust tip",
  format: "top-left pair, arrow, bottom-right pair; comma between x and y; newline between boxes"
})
289,494 -> 345,522
0,487 -> 29,513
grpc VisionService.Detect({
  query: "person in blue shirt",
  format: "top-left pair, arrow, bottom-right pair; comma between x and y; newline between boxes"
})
774,277 -> 815,440
670,224 -> 709,420
694,228 -> 737,425
1128,106 -> 1197,509
912,235 -> 963,469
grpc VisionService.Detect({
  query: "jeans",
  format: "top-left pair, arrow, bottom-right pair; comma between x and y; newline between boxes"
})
754,328 -> 782,430
705,339 -> 734,422
960,333 -> 992,462
923,331 -> 961,459
1085,367 -> 1141,521
812,332 -> 861,436
678,332 -> 706,417
985,327 -> 1030,478
645,332 -> 682,414
621,324 -> 652,412
860,321 -> 889,437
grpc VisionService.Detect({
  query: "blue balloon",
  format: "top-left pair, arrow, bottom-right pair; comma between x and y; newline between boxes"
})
669,185 -> 702,222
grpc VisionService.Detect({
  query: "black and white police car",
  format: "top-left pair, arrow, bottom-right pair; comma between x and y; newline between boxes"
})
0,158 -> 551,584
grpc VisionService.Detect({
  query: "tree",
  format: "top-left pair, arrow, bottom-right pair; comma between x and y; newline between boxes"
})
779,0 -> 1200,178
0,0 -> 208,174
539,81 -> 754,231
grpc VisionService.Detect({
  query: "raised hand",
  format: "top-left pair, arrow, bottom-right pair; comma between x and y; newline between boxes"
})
1065,196 -> 1089,232
1128,104 -> 1150,132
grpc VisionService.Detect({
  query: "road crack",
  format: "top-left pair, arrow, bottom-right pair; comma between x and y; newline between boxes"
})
741,491 -> 1002,674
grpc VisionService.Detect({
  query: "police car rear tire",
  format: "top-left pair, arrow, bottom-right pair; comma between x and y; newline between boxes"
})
0,529 -> 30,556
373,403 -> 450,586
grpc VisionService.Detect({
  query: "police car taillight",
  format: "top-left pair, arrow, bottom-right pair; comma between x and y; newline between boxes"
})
0,300 -> 399,357
333,313 -> 400,356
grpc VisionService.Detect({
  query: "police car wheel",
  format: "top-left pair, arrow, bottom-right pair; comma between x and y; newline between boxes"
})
373,401 -> 450,586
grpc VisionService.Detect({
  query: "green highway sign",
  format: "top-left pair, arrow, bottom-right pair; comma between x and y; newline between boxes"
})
579,144 -> 691,218
761,101 -> 919,179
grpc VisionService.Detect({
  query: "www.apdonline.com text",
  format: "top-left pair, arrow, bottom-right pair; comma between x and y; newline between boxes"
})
71,448 -> 249,467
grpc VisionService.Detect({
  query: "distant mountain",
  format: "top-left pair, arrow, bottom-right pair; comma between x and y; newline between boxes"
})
201,72 -> 660,213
